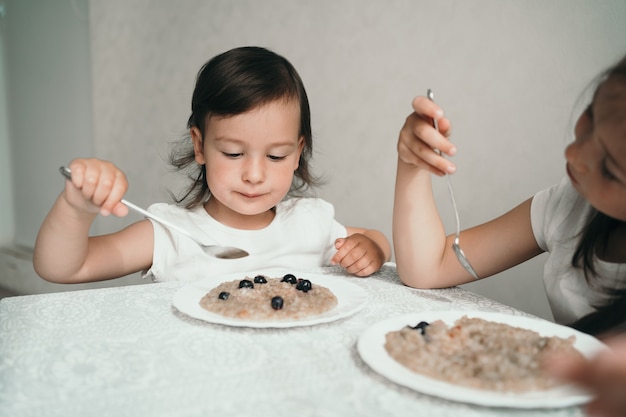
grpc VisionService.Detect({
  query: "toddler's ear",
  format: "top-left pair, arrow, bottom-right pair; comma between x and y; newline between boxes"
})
190,127 -> 206,164
294,136 -> 305,169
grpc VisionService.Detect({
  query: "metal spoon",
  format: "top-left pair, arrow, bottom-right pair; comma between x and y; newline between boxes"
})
59,166 -> 249,260
427,89 -> 479,279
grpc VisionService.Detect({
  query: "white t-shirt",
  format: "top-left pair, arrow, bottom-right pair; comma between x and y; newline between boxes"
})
531,177 -> 624,325
143,197 -> 347,282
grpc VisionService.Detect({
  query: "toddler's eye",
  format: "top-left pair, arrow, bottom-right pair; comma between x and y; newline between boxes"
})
222,152 -> 242,158
268,155 -> 286,161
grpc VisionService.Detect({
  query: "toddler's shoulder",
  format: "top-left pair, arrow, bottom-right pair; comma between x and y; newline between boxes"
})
148,202 -> 189,216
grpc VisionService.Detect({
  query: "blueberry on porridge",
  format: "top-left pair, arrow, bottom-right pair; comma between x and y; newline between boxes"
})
238,279 -> 254,289
200,274 -> 338,320
271,296 -> 284,310
296,279 -> 312,293
409,320 -> 429,336
254,275 -> 268,284
281,274 -> 298,284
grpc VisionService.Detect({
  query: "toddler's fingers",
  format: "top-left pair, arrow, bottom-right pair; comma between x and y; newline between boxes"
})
337,243 -> 368,271
68,160 -> 88,190
91,168 -> 118,207
330,242 -> 344,265
346,257 -> 377,277
110,202 -> 129,218
351,260 -> 379,277
79,164 -> 102,201
99,171 -> 127,216
331,237 -> 354,265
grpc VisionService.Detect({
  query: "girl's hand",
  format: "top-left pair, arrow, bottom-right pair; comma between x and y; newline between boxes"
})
544,336 -> 626,417
64,158 -> 129,217
397,96 -> 457,176
331,234 -> 386,277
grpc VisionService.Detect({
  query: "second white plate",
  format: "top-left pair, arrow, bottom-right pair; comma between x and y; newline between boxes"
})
357,310 -> 606,408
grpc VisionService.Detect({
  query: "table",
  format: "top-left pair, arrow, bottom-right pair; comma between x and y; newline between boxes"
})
0,263 -> 586,417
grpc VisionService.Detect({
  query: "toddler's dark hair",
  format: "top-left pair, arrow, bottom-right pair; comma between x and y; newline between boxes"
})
170,46 -> 317,208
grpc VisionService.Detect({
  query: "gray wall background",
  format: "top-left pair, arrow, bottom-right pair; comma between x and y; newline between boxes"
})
2,0 -> 626,320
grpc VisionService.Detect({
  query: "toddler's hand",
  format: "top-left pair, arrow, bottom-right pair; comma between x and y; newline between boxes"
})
331,234 -> 385,277
397,96 -> 457,176
64,158 -> 129,217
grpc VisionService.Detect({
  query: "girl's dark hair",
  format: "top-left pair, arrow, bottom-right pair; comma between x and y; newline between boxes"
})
569,54 -> 626,336
169,46 -> 317,208
570,209 -> 626,335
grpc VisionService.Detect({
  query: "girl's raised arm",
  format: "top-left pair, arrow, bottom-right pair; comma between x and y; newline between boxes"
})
393,97 -> 543,288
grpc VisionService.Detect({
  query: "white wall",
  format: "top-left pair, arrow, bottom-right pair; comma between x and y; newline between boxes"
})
4,0 -> 94,247
0,0 -> 144,293
3,1 -> 626,318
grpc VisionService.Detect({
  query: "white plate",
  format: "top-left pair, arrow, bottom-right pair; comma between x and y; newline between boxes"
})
172,270 -> 368,328
357,310 -> 607,409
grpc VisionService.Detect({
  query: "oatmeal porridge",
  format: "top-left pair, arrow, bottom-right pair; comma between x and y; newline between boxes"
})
384,316 -> 584,392
200,273 -> 338,320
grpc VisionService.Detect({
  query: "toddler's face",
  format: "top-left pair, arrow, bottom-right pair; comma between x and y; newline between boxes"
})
191,99 -> 304,229
565,78 -> 626,221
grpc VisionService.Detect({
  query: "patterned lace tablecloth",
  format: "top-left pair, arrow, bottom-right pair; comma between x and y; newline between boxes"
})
0,263 -> 586,417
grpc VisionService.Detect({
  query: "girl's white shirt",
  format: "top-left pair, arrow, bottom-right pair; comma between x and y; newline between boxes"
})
143,197 -> 347,282
531,177 -> 624,325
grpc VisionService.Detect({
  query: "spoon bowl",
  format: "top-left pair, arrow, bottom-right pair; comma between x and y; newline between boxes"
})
452,237 -> 479,279
59,166 -> 249,260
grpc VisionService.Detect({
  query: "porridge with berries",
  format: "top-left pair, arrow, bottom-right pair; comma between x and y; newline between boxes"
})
384,316 -> 584,392
200,273 -> 338,320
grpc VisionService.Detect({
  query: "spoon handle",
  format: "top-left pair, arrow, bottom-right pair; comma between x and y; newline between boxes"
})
118,199 -> 197,241
426,90 -> 462,239
58,166 -> 198,242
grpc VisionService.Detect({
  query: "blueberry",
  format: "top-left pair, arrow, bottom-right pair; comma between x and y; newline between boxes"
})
271,296 -> 284,310
238,279 -> 254,289
409,321 -> 430,335
281,274 -> 297,284
296,279 -> 312,293
218,291 -> 229,300
253,275 -> 268,284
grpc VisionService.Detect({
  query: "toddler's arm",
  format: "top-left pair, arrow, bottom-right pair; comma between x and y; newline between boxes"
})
331,227 -> 391,277
33,158 -> 153,283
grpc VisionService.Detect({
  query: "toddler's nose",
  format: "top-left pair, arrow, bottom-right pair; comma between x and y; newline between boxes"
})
243,158 -> 265,183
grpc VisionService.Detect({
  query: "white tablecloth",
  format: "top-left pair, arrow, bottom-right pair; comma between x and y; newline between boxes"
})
0,264 -> 585,417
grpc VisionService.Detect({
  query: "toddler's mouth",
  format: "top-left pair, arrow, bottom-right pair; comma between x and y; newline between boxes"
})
238,191 -> 265,199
